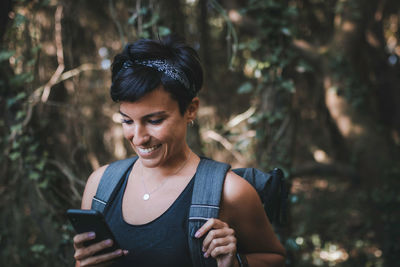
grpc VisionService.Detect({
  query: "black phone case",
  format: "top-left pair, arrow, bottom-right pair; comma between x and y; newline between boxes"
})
66,209 -> 120,255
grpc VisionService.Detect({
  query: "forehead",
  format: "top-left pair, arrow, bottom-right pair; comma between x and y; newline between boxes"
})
119,87 -> 179,117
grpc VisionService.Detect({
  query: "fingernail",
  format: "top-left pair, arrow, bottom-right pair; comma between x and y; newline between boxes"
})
114,249 -> 122,255
105,239 -> 113,245
123,250 -> 129,255
195,231 -> 201,238
202,247 -> 205,252
88,232 -> 95,238
203,252 -> 209,258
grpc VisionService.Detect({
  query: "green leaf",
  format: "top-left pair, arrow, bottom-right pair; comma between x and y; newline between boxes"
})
31,244 -> 45,253
128,14 -> 138,25
139,7 -> 148,15
29,171 -> 40,180
0,50 -> 15,62
142,14 -> 159,29
31,45 -> 42,54
9,152 -> 20,161
14,13 -> 27,27
12,141 -> 20,149
40,0 -> 51,7
16,92 -> 27,100
10,124 -> 22,133
10,72 -> 34,86
281,27 -> 291,36
38,179 -> 48,189
139,31 -> 150,39
237,82 -> 253,94
158,26 -> 171,36
16,110 -> 26,120
36,159 -> 46,171
281,80 -> 295,93
28,143 -> 39,152
26,58 -> 36,67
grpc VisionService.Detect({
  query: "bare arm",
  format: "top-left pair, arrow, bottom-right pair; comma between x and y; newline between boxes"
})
220,171 -> 286,266
80,165 -> 108,210
73,165 -> 127,267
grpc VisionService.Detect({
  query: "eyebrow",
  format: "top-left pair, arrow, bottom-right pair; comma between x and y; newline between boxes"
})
118,110 -> 167,119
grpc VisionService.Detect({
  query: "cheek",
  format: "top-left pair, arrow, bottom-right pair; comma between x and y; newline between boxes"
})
157,123 -> 186,143
122,125 -> 133,140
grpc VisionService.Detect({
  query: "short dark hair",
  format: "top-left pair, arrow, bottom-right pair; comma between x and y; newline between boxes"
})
110,35 -> 203,115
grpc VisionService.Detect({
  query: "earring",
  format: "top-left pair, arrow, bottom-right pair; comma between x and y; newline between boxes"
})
189,120 -> 194,127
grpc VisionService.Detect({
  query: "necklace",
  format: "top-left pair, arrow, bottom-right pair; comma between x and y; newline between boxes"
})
140,151 -> 191,201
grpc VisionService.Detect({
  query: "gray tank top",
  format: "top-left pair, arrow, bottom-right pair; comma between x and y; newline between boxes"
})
104,166 -> 194,267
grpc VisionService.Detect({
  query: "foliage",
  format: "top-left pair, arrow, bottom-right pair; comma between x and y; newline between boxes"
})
1,0 -> 400,266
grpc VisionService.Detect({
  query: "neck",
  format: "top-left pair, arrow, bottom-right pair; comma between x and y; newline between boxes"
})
140,147 -> 192,178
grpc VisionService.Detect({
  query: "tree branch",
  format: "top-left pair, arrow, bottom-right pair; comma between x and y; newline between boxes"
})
202,129 -> 247,163
41,5 -> 64,103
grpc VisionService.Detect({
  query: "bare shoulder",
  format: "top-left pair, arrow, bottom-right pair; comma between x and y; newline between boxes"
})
220,170 -> 265,227
81,164 -> 109,209
222,170 -> 260,206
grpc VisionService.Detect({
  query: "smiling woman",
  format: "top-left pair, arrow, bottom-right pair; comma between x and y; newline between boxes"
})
71,35 -> 285,267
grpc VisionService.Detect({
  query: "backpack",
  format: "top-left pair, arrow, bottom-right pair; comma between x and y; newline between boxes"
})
91,156 -> 287,267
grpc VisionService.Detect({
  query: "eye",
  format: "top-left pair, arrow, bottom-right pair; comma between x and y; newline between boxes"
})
148,118 -> 164,125
121,119 -> 133,125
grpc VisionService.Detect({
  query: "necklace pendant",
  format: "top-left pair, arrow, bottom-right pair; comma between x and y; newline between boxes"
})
143,193 -> 150,201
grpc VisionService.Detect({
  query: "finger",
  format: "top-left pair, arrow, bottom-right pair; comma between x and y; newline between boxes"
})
74,239 -> 114,261
195,218 -> 227,238
205,235 -> 236,257
79,249 -> 123,267
74,232 -> 96,249
210,243 -> 236,258
202,228 -> 234,252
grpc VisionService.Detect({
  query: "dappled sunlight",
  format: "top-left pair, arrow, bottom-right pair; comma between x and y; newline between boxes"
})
311,147 -> 332,164
228,9 -> 242,23
293,233 -> 350,265
318,245 -> 349,264
112,112 -> 122,123
291,177 -> 333,196
197,105 -> 257,166
366,30 -> 381,48
42,42 -> 56,55
87,152 -> 100,170
293,235 -> 385,266
243,60 -> 256,78
3,0 -> 400,266
104,115 -> 127,160
111,126 -> 127,159
325,85 -> 364,137
342,21 -> 356,32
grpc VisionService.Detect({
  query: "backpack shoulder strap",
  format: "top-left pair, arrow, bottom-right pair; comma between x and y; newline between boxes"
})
188,157 -> 231,267
91,156 -> 138,213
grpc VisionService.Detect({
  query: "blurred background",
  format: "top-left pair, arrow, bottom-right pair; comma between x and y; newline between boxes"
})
1,0 -> 400,266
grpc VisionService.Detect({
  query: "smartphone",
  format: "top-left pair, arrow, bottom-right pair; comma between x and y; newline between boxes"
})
66,209 -> 121,255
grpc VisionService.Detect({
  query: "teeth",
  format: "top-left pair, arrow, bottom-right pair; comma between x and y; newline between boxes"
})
138,145 -> 160,153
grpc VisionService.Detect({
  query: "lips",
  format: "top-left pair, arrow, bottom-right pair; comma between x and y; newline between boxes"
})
136,144 -> 162,155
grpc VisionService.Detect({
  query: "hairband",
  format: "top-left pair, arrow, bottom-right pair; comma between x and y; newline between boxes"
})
118,59 -> 195,96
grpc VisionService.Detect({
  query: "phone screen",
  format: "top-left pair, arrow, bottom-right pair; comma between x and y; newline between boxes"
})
67,209 -> 121,255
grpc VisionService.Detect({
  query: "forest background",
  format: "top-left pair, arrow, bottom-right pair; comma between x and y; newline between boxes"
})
1,0 -> 400,266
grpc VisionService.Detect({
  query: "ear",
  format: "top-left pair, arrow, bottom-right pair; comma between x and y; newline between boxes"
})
186,97 -> 199,122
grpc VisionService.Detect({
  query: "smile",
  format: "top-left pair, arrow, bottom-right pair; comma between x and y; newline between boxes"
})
137,144 -> 162,154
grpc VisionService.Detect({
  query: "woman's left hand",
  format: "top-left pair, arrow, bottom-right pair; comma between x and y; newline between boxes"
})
195,218 -> 238,267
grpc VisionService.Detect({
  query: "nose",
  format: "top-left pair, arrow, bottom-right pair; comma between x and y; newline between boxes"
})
130,124 -> 150,146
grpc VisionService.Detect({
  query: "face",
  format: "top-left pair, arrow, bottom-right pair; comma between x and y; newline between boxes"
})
119,86 -> 198,169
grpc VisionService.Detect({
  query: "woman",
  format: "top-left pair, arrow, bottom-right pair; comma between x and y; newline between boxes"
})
73,35 -> 286,267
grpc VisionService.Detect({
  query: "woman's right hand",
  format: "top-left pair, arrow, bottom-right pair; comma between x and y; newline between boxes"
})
73,232 -> 127,267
